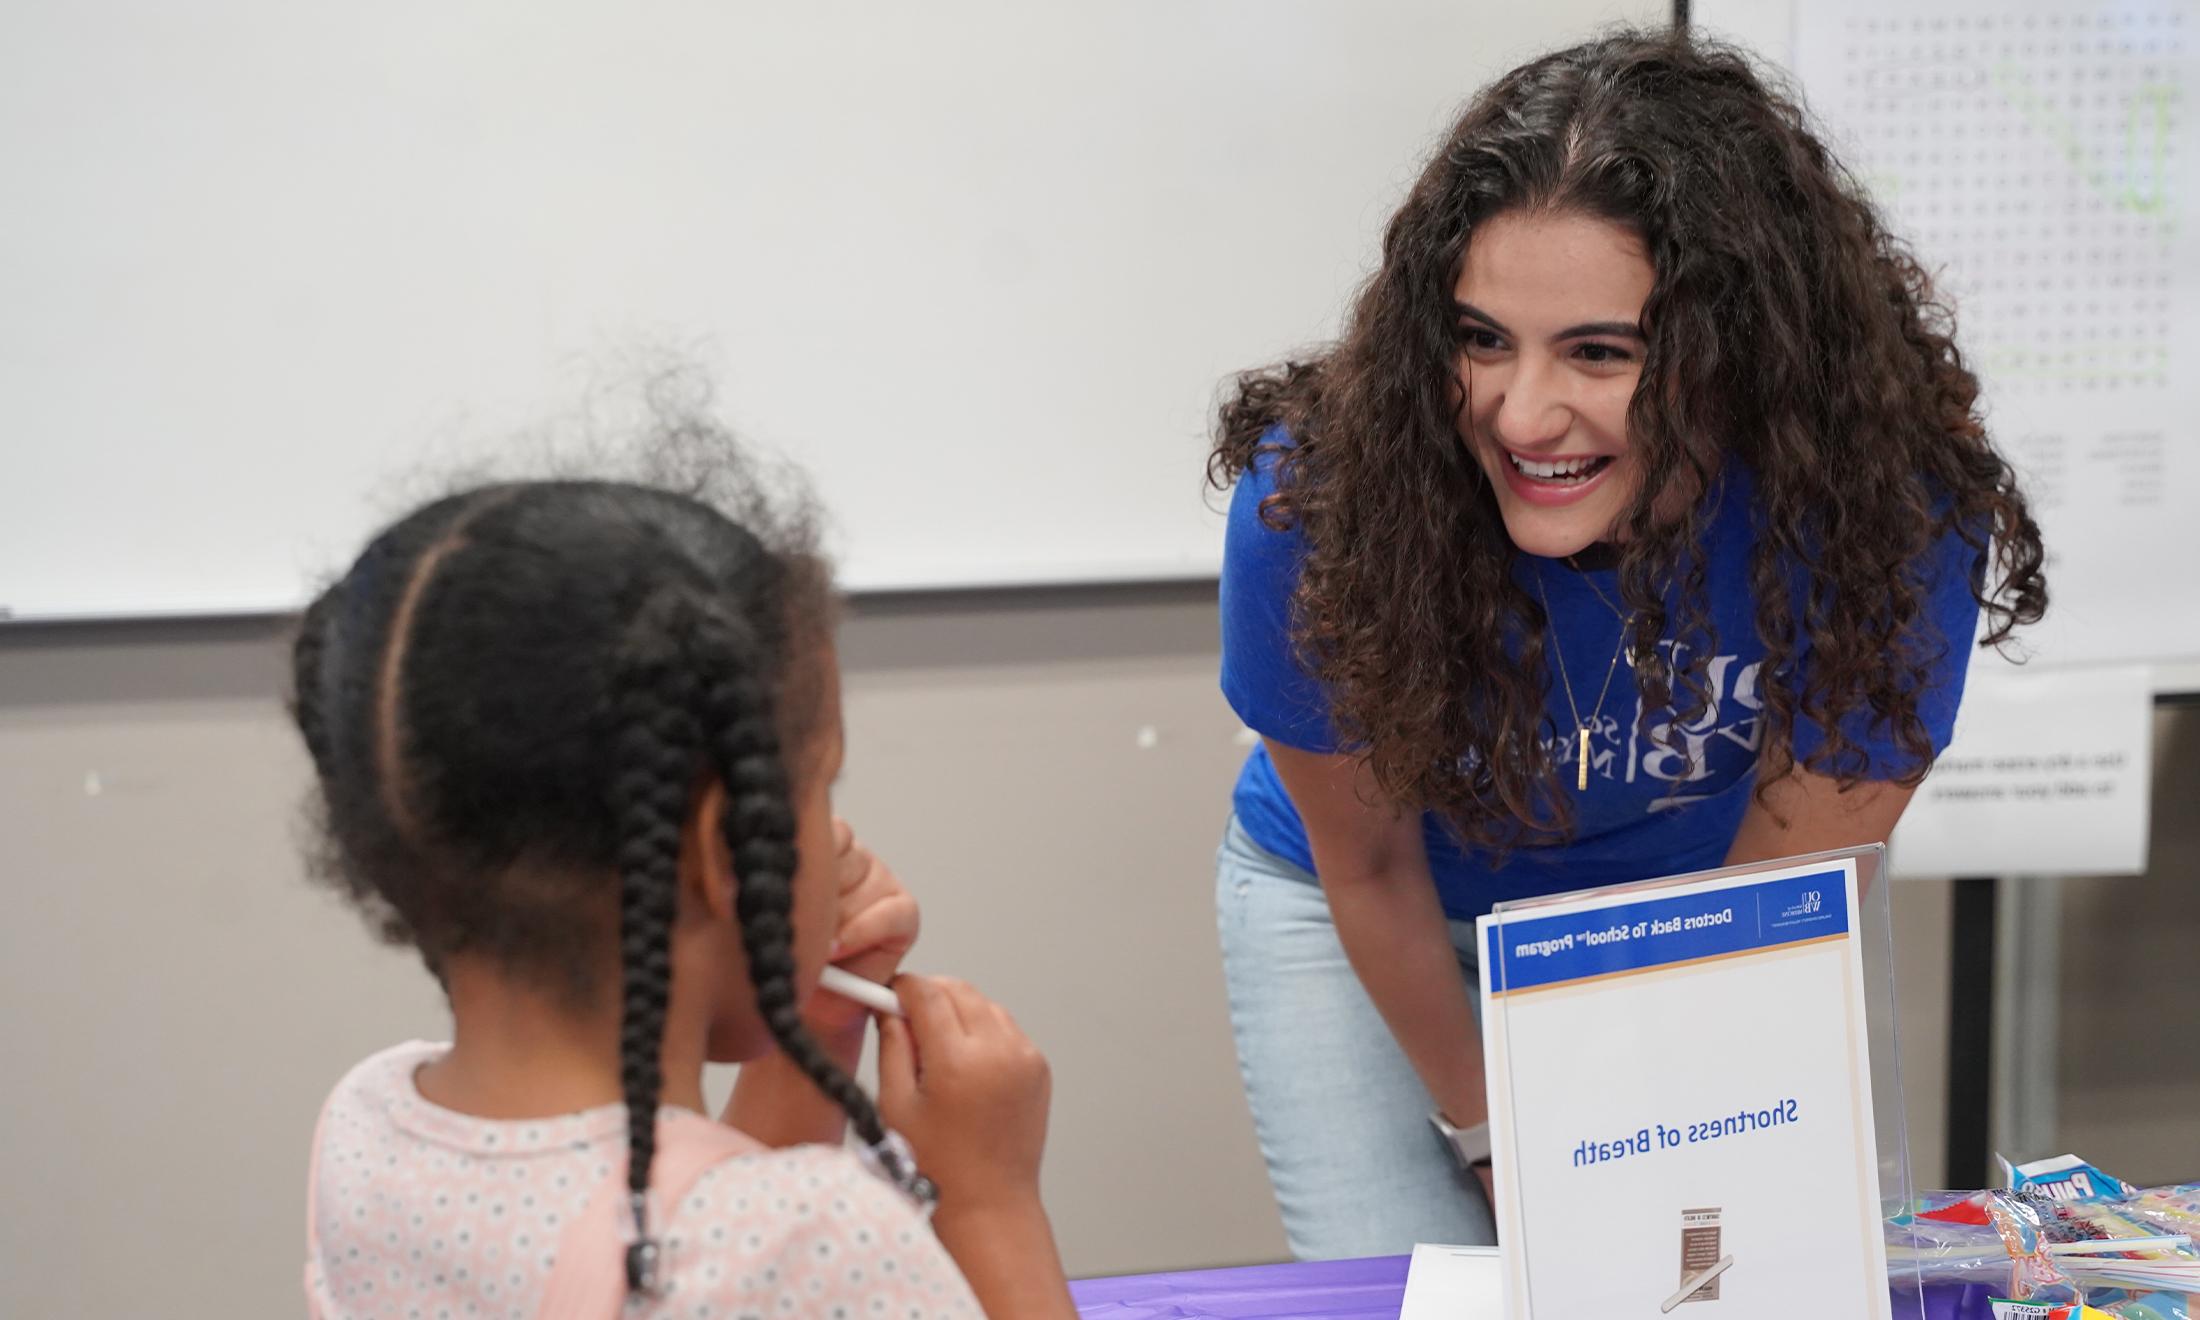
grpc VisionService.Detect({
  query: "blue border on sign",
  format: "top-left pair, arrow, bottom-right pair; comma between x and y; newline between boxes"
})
1486,867 -> 1851,995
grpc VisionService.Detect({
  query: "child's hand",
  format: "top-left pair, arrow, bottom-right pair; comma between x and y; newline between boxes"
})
875,975 -> 1052,1214
804,818 -> 920,1041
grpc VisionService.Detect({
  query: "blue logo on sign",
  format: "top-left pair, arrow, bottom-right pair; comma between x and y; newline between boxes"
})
1765,880 -> 1842,934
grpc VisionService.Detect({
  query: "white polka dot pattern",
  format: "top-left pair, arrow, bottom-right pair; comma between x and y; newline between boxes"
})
306,1042 -> 981,1319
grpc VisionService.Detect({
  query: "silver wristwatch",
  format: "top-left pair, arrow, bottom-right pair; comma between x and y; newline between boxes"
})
1430,1111 -> 1492,1171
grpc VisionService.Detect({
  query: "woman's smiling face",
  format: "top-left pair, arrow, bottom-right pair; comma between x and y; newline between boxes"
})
1453,208 -> 1654,558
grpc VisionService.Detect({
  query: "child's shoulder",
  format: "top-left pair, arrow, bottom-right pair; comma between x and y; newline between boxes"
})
323,1039 -> 446,1107
311,1040 -> 629,1165
660,1143 -> 978,1312
674,1140 -> 929,1236
312,1039 -> 447,1146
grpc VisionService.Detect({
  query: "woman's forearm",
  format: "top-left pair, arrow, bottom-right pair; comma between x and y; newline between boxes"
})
1320,861 -> 1488,1125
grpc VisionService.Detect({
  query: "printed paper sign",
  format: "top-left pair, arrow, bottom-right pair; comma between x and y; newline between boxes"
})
1891,664 -> 2153,878
1479,857 -> 1891,1318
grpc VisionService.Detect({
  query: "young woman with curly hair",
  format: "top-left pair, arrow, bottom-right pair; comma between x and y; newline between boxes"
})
1209,29 -> 2045,1259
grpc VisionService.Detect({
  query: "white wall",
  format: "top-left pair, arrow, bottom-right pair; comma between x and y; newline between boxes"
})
0,0 -> 1662,617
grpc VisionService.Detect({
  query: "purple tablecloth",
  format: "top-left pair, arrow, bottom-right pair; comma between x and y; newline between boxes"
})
1069,1255 -> 1996,1320
1071,1255 -> 1411,1320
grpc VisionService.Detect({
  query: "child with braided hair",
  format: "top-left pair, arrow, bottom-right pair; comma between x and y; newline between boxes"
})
294,462 -> 1076,1318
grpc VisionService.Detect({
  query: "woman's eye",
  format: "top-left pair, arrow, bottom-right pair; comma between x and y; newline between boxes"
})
1575,342 -> 1634,365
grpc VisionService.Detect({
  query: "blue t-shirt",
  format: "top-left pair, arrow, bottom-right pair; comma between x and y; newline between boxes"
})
1219,444 -> 1984,921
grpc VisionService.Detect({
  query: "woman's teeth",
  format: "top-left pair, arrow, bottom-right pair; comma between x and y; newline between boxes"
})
1508,453 -> 1610,483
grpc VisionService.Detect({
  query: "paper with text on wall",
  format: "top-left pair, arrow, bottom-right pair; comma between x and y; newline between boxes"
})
1889,663 -> 2153,878
1479,851 -> 1904,1318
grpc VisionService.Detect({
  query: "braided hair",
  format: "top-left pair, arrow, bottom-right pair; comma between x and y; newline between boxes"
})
289,469 -> 919,1299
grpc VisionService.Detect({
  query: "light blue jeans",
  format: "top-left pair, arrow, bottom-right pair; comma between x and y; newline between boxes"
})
1215,815 -> 1496,1260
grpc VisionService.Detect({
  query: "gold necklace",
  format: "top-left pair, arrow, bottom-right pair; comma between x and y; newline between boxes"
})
1535,567 -> 1633,791
1569,555 -> 1628,622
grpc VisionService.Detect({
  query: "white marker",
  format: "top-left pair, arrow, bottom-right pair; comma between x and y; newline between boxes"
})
1660,1255 -> 1734,1314
818,965 -> 905,1017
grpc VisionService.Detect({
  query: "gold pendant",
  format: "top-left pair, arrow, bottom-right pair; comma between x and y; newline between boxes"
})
1578,726 -> 1591,791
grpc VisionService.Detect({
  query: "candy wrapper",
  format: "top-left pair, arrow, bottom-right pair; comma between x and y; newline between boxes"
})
1887,1156 -> 2199,1318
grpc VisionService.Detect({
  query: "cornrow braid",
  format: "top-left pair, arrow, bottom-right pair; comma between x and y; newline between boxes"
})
610,597 -> 930,1296
694,623 -> 929,1201
607,598 -> 706,1294
289,457 -> 890,1302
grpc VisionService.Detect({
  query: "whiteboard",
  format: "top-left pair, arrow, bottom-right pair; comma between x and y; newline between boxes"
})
1693,0 -> 2200,692
0,0 -> 1657,620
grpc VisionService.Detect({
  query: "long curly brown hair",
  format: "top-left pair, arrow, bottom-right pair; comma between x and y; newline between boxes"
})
1210,29 -> 2046,850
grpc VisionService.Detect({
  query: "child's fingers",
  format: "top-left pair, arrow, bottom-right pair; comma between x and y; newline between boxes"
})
924,976 -> 980,1034
836,845 -> 874,898
836,857 -> 901,913
935,977 -> 995,1034
832,820 -> 870,895
830,895 -> 920,964
893,974 -> 963,1042
875,1013 -> 918,1103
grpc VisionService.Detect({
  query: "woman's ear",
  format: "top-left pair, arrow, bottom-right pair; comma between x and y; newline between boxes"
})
679,779 -> 739,922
